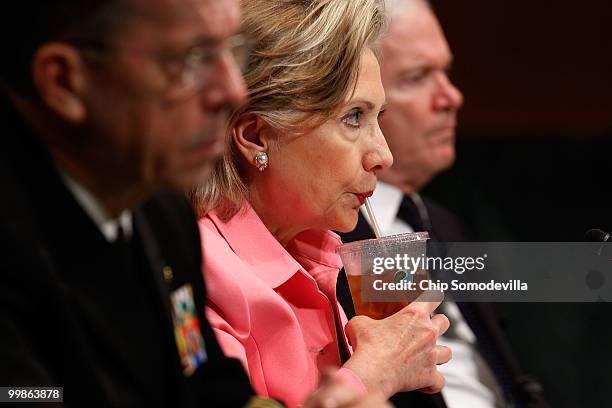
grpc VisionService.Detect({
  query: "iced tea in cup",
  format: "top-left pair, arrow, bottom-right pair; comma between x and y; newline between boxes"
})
336,232 -> 429,320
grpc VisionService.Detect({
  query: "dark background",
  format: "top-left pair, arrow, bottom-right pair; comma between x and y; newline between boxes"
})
425,1 -> 612,406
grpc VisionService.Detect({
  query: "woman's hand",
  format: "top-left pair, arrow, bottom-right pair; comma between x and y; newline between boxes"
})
342,291 -> 451,398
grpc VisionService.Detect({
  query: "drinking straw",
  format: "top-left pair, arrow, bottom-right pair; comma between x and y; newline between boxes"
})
364,197 -> 382,239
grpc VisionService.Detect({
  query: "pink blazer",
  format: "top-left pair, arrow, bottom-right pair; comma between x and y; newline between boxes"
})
199,204 -> 364,407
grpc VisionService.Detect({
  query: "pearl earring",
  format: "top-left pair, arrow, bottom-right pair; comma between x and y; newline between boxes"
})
254,151 -> 269,172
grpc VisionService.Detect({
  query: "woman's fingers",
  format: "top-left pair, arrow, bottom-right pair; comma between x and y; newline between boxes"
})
435,345 -> 452,365
430,313 -> 450,336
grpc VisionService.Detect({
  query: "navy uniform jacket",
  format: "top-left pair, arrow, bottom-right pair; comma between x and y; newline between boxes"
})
0,94 -> 253,407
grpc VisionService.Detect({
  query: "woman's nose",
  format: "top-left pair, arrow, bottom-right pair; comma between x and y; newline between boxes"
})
363,126 -> 393,172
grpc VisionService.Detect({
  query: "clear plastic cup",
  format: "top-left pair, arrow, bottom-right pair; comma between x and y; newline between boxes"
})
336,232 -> 429,319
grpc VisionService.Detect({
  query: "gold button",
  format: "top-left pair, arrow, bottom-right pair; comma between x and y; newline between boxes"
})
162,266 -> 174,281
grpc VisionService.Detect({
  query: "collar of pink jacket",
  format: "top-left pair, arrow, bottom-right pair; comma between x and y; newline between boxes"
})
207,204 -> 344,289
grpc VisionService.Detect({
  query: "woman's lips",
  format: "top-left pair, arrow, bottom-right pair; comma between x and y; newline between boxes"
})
354,191 -> 374,205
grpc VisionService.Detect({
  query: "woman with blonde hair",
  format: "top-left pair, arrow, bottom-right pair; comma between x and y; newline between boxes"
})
191,0 -> 451,406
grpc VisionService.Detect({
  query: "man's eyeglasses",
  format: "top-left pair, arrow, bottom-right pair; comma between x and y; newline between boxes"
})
162,35 -> 250,99
66,34 -> 250,100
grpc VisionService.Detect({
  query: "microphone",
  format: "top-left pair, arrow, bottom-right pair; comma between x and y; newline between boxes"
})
585,228 -> 612,243
585,228 -> 612,258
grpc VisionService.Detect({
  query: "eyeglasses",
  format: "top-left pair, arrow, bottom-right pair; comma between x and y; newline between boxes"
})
66,34 -> 250,100
160,34 -> 250,99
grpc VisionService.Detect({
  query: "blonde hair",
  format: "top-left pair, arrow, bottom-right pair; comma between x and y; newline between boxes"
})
190,0 -> 387,220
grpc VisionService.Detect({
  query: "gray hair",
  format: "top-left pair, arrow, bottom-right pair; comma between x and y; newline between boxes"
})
385,0 -> 430,17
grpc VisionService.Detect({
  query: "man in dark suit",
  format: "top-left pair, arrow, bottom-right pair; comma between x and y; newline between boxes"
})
339,1 -> 547,407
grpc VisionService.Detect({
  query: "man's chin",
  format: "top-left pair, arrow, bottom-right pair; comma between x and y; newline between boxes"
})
433,144 -> 456,171
161,164 -> 214,192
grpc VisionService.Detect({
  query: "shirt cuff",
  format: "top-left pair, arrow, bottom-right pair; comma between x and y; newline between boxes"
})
336,367 -> 368,396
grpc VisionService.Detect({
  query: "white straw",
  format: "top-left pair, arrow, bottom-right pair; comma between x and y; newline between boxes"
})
364,197 -> 382,239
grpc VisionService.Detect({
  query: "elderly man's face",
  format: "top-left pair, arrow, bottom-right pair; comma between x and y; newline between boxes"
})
83,0 -> 246,191
379,4 -> 463,191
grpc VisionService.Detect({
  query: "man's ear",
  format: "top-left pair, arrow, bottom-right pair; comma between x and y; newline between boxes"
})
232,113 -> 275,168
31,43 -> 89,123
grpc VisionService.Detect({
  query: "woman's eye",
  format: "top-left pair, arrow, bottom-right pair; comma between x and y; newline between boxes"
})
342,109 -> 362,128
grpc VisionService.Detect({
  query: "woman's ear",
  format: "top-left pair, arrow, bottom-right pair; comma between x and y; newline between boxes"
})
32,43 -> 89,123
232,113 -> 274,168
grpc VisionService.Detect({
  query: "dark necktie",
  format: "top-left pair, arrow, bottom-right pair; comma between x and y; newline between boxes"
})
398,194 -> 426,233
454,302 -> 519,404
114,223 -> 137,272
114,224 -> 130,264
397,194 -> 519,405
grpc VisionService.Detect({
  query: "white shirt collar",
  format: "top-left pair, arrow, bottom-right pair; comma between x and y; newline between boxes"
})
61,173 -> 133,242
360,180 -> 405,235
